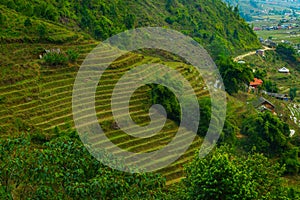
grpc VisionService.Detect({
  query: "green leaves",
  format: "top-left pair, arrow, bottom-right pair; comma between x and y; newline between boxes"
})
289,87 -> 297,101
183,146 -> 289,200
0,133 -> 166,199
241,112 -> 290,155
217,56 -> 254,95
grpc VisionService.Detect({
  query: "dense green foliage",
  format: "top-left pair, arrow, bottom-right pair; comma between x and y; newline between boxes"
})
1,133 -> 298,199
182,146 -> 296,200
0,0 -> 299,198
148,83 -> 181,125
264,80 -> 279,93
149,83 -> 238,146
241,111 -> 300,175
0,0 -> 260,56
217,56 -> 254,95
242,112 -> 290,155
0,133 -> 166,199
43,49 -> 79,65
276,44 -> 298,65
289,87 -> 298,101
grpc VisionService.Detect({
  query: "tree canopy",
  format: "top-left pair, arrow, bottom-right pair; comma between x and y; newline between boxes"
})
217,56 -> 254,95
241,111 -> 290,155
182,146 -> 293,200
0,133 -> 166,199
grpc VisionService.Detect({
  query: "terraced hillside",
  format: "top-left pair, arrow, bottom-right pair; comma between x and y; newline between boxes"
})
0,39 -> 211,185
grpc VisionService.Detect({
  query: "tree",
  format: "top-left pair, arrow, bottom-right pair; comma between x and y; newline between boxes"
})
43,52 -> 68,66
233,29 -> 239,39
0,134 -> 41,199
66,49 -> 79,63
253,68 -> 267,80
281,147 -> 300,174
264,80 -> 279,93
241,112 -> 290,155
0,133 -> 167,199
289,87 -> 297,101
217,56 -> 254,95
276,44 -> 297,63
183,146 -> 290,200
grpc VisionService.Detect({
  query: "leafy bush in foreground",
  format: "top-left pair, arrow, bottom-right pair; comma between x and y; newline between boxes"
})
182,146 -> 296,200
0,133 -> 166,199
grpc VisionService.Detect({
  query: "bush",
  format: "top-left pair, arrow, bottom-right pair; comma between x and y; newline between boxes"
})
43,52 -> 68,66
66,49 -> 79,63
183,146 -> 290,200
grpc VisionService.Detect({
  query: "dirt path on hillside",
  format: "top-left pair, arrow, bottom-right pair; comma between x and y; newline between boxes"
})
234,46 -> 274,62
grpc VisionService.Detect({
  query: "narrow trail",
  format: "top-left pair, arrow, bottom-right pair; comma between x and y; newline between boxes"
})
234,46 -> 274,62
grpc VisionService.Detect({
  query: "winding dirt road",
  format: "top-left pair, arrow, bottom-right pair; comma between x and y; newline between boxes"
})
234,46 -> 274,62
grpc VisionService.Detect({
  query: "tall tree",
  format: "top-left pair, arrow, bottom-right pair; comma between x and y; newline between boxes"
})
217,56 -> 253,95
241,112 -> 290,155
183,146 -> 289,200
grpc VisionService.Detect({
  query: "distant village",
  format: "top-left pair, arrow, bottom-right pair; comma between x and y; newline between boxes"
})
253,23 -> 298,31
252,17 -> 300,52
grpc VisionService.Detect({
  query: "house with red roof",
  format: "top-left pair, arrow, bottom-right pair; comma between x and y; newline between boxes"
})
249,78 -> 263,89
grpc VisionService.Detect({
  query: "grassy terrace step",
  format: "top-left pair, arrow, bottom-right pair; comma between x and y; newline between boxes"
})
166,176 -> 185,186
91,119 -> 176,146
1,86 -> 149,119
92,130 -> 199,166
38,102 -> 150,131
43,109 -> 150,131
0,78 -> 40,93
90,131 -> 200,170
77,52 -> 142,66
30,94 -> 149,124
160,148 -> 198,176
0,55 -> 159,99
0,85 -> 149,125
105,127 -> 178,151
33,90 -> 149,120
34,98 -> 148,126
0,77 -> 76,101
77,48 -> 122,60
124,134 -> 200,168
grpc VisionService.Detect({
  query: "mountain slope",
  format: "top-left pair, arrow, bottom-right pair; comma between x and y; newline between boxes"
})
0,0 -> 261,185
0,0 -> 260,56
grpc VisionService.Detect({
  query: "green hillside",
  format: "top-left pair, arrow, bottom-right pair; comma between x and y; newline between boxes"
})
0,0 -> 260,56
0,0 -> 261,186
1,0 -> 299,199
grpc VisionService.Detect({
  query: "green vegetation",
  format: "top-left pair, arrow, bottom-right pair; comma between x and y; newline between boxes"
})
290,87 -> 298,101
0,133 -> 166,199
217,56 -> 253,95
242,111 -> 290,155
243,49 -> 300,101
182,146 -> 295,200
43,49 -> 79,66
0,0 -> 299,198
0,0 -> 260,56
264,79 -> 279,93
1,134 -> 299,199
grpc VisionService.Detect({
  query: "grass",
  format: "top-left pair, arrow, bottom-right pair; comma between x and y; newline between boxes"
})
255,28 -> 300,43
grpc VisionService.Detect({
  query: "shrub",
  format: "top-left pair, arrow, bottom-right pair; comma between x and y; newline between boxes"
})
66,49 -> 79,63
43,52 -> 68,66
